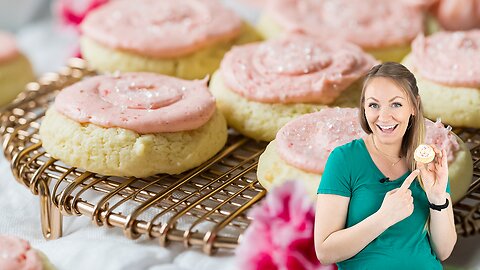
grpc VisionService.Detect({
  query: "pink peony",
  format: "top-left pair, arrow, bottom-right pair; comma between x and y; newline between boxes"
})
53,0 -> 109,58
236,180 -> 337,270
54,0 -> 109,31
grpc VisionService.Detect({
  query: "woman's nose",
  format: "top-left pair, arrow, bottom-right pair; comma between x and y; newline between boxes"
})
378,106 -> 393,120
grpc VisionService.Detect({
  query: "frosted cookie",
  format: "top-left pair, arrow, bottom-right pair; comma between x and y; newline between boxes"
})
434,0 -> 480,30
0,235 -> 55,270
425,119 -> 473,202
402,0 -> 480,31
257,107 -> 367,197
39,72 -> 227,177
210,34 -> 377,141
80,0 -> 261,80
414,144 -> 435,163
403,31 -> 480,128
0,31 -> 35,106
257,0 -> 424,62
257,108 -> 473,203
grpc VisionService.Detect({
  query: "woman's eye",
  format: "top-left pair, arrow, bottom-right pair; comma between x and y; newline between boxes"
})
368,103 -> 379,109
392,102 -> 402,108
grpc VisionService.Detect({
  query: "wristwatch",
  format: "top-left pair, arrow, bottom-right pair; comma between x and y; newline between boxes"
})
429,198 -> 449,211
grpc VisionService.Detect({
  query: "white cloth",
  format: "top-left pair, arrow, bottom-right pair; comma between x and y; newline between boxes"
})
0,155 -> 240,270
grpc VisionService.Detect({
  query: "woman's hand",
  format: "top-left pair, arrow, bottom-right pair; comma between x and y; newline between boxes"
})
377,170 -> 420,228
417,145 -> 449,205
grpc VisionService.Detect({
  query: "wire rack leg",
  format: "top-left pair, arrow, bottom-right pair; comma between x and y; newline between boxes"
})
39,180 -> 63,240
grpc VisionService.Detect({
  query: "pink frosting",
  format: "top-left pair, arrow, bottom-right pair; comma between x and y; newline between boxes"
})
220,35 -> 377,104
276,108 -> 460,174
425,119 -> 460,163
402,0 -> 480,30
80,0 -> 243,58
54,72 -> 216,134
265,0 -> 424,49
400,0 -> 438,9
412,31 -> 480,87
276,108 -> 367,174
0,235 -> 43,270
0,31 -> 19,62
435,0 -> 480,30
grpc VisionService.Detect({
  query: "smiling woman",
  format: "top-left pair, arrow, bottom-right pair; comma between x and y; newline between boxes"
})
314,62 -> 458,269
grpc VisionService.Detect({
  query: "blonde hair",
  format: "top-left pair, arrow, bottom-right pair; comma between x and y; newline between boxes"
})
359,62 -> 426,172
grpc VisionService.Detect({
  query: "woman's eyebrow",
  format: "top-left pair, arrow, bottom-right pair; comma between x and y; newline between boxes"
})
366,96 -> 404,102
389,96 -> 404,101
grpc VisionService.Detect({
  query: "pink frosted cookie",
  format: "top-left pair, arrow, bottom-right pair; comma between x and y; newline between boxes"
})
435,0 -> 480,31
80,0 -> 261,79
403,30 -> 480,128
0,31 -> 35,106
402,0 -> 480,31
257,0 -> 425,62
39,72 -> 228,177
0,235 -> 54,270
209,34 -> 377,141
257,107 -> 367,197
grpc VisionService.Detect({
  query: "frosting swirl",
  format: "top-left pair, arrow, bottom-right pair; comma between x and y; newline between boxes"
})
412,31 -> 480,87
54,73 -> 216,134
265,0 -> 424,49
81,0 -> 243,57
220,35 -> 377,104
0,31 -> 19,62
276,108 -> 366,173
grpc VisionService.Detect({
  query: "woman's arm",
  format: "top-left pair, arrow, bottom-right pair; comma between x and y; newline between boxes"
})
314,170 -> 419,264
417,147 -> 457,261
314,194 -> 389,264
428,193 -> 457,261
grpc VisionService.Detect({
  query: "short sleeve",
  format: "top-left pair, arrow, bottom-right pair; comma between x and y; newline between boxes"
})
446,177 -> 451,194
317,147 -> 352,197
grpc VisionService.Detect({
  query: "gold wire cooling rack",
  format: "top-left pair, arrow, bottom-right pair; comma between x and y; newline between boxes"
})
1,58 -> 480,255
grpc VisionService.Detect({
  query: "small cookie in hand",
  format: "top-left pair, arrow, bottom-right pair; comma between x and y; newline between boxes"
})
414,144 -> 436,163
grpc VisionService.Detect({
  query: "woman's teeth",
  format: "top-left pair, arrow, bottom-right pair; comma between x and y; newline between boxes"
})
377,124 -> 398,133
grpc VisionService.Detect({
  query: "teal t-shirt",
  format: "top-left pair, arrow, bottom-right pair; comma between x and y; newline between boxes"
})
317,139 -> 450,270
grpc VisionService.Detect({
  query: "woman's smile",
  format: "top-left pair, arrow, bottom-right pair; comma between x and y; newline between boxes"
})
376,123 -> 398,134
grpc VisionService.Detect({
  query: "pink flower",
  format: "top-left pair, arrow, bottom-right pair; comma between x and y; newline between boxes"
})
236,181 -> 337,270
54,0 -> 109,31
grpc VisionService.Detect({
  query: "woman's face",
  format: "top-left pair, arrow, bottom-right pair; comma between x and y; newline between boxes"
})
364,77 -> 415,145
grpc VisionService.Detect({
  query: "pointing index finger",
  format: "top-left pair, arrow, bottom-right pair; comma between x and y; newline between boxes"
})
399,170 -> 420,191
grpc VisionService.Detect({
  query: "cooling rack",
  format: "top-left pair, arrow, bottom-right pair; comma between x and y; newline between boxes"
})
1,58 -> 479,255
